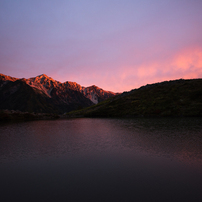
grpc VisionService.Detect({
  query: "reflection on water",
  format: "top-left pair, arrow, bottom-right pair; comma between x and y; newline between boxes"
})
0,118 -> 201,164
0,118 -> 202,201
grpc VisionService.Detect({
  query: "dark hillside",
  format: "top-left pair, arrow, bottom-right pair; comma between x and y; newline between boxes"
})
68,79 -> 202,117
0,80 -> 61,113
0,80 -> 92,114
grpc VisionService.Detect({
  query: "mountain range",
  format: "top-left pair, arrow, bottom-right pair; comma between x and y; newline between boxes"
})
1,73 -> 202,118
0,73 -> 118,114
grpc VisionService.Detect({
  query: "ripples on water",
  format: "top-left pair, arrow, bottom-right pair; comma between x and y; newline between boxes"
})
0,118 -> 202,201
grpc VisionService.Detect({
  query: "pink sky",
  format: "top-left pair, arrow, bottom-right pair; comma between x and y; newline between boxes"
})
1,0 -> 202,92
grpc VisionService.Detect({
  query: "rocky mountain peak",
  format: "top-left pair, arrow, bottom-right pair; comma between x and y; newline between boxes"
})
38,74 -> 48,77
0,73 -> 18,82
63,81 -> 82,91
32,74 -> 58,83
0,73 -> 119,113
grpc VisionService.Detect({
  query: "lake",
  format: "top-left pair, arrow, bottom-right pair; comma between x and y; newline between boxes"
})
0,118 -> 202,201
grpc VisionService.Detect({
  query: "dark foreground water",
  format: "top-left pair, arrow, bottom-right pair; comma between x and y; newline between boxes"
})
0,118 -> 202,202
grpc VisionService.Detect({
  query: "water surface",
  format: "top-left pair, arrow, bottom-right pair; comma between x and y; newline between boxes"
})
0,118 -> 202,201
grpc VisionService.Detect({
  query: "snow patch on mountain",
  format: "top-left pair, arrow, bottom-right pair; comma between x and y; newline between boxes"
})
84,91 -> 98,104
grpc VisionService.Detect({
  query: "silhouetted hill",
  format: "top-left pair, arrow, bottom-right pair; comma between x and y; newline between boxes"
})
68,79 -> 202,117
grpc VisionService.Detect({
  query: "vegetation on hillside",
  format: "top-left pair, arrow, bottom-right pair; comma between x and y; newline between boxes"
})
67,79 -> 202,118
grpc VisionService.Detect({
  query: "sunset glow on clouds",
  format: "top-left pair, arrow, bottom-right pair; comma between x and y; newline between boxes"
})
118,48 -> 202,92
1,0 -> 202,92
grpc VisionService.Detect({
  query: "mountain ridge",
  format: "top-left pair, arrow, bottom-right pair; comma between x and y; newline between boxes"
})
0,73 -> 118,114
26,74 -> 118,103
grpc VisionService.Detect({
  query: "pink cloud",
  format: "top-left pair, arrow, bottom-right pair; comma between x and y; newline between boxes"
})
6,47 -> 201,93
171,48 -> 202,70
106,47 -> 202,92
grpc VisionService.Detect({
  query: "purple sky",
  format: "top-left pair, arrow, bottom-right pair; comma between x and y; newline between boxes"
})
1,0 -> 202,92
